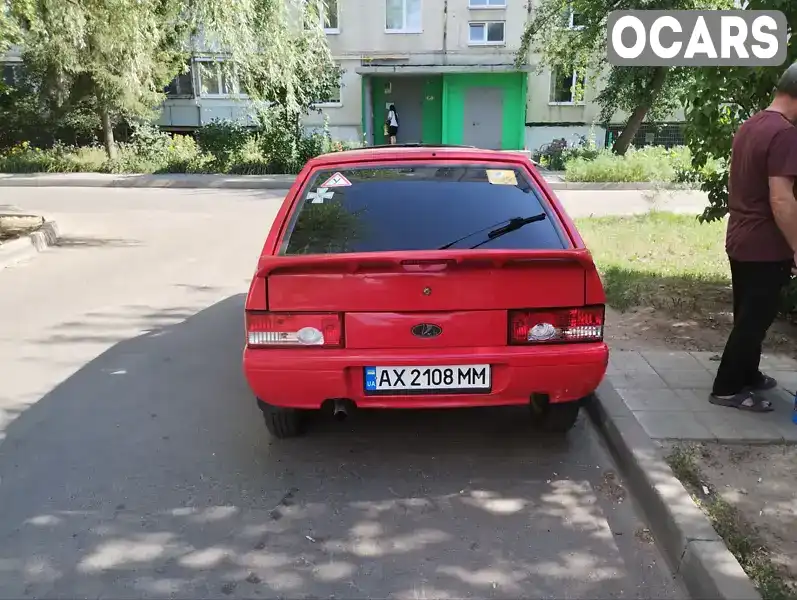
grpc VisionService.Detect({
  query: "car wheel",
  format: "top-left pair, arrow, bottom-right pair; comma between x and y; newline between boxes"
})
530,397 -> 581,433
261,403 -> 305,439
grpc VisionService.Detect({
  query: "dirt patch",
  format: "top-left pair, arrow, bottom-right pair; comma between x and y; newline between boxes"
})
595,469 -> 627,503
605,306 -> 797,355
697,444 -> 797,586
664,443 -> 797,599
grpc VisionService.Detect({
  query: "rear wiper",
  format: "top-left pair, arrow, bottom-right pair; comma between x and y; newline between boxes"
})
437,217 -> 516,250
437,213 -> 547,250
468,213 -> 547,249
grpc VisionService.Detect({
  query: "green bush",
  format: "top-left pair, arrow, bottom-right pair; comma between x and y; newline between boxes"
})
533,138 -> 568,170
196,120 -> 250,166
101,123 -> 205,174
225,135 -> 272,174
160,134 -> 205,172
532,133 -> 600,171
256,112 -> 360,174
0,117 -> 361,175
565,145 -> 709,183
257,113 -> 305,174
0,142 -> 106,172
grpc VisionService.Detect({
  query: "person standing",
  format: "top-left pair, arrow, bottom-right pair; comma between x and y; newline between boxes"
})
386,104 -> 399,145
710,62 -> 797,412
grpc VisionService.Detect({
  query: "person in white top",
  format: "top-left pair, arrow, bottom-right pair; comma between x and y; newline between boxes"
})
386,104 -> 399,145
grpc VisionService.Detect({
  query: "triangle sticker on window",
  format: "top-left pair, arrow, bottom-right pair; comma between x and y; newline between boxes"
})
320,172 -> 352,187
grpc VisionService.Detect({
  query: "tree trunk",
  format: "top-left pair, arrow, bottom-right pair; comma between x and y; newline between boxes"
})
100,107 -> 116,160
612,67 -> 669,155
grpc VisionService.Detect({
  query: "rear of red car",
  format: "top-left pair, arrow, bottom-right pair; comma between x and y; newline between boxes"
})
242,148 -> 608,438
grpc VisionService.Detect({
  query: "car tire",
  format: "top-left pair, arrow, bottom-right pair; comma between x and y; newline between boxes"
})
530,397 -> 581,433
261,403 -> 305,439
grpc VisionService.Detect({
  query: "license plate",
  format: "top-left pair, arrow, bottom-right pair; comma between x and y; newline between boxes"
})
364,365 -> 491,394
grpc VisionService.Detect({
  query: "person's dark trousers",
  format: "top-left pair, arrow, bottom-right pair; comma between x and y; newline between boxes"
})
712,258 -> 793,396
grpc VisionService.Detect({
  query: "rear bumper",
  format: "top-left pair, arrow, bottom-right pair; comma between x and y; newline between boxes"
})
242,343 -> 609,409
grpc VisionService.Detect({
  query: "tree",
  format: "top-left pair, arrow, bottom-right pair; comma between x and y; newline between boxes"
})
515,0 -> 730,155
4,0 -> 336,159
255,7 -> 343,143
9,0 -> 187,158
0,64 -> 102,149
0,0 -> 21,55
683,0 -> 797,222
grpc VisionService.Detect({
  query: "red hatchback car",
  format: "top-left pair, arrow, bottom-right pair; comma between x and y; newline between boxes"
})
242,145 -> 609,438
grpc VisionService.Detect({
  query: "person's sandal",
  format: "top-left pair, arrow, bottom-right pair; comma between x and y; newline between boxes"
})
746,375 -> 778,392
709,390 -> 774,412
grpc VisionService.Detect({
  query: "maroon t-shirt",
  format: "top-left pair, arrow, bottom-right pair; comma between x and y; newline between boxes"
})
726,110 -> 797,262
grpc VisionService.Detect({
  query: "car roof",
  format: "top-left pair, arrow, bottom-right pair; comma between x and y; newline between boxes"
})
307,144 -> 532,169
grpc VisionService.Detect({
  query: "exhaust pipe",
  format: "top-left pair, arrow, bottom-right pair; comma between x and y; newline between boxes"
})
332,400 -> 349,421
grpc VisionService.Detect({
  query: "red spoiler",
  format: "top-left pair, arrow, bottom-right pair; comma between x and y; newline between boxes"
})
256,249 -> 595,278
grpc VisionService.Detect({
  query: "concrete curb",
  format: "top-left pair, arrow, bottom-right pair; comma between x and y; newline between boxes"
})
0,219 -> 61,270
0,173 -> 699,192
0,173 -> 297,190
587,380 -> 762,600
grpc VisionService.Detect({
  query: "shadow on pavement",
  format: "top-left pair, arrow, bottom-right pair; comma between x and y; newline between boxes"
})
0,295 -> 680,599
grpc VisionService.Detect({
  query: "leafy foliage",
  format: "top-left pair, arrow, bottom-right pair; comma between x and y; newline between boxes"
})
3,0 -> 337,158
258,110 -> 337,173
683,0 -> 797,222
565,145 -> 716,183
0,64 -> 102,149
0,118 -> 362,175
0,0 -> 21,54
11,0 -> 188,157
533,135 -> 598,170
195,120 -> 250,167
515,0 -> 732,154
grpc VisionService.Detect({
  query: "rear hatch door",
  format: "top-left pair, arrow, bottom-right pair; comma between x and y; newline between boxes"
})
264,161 -> 586,349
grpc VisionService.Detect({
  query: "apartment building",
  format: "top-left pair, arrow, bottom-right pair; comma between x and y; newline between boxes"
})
158,0 -> 618,153
2,0 -> 685,152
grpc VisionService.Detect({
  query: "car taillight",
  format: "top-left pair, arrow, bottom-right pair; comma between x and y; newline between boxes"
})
246,312 -> 342,348
509,306 -> 604,344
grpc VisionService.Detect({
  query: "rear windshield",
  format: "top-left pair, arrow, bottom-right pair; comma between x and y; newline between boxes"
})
279,163 -> 566,255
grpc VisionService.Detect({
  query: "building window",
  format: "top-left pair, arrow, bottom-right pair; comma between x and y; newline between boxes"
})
304,0 -> 339,32
321,0 -> 339,31
549,66 -> 585,104
197,59 -> 239,97
468,21 -> 505,45
385,0 -> 422,33
468,0 -> 506,7
313,83 -> 342,107
1,63 -> 22,87
567,5 -> 584,29
312,66 -> 342,106
165,64 -> 195,98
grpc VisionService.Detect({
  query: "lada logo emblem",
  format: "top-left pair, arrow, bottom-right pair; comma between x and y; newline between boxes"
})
411,323 -> 442,338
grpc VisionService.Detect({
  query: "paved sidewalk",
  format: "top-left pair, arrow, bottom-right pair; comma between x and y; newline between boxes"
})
605,350 -> 797,444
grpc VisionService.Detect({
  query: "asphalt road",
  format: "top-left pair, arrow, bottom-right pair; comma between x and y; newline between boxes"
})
0,188 -> 686,598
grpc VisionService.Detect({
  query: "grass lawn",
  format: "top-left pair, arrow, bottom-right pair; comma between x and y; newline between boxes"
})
574,211 -> 730,315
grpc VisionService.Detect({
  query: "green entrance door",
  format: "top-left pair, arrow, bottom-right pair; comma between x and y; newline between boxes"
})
442,73 -> 526,150
368,75 -> 443,145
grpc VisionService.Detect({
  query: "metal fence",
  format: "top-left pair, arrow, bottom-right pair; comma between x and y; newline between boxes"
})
604,122 -> 686,149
